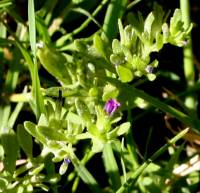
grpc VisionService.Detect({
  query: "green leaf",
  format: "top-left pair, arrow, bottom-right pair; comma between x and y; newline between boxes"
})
124,25 -> 136,48
75,99 -> 91,124
115,122 -> 130,136
28,0 -> 45,119
28,0 -> 36,61
67,112 -> 82,125
116,65 -> 133,82
101,0 -> 128,41
147,73 -> 156,81
151,3 -> 164,38
102,84 -> 119,101
38,113 -> 48,126
0,0 -> 12,8
103,143 -> 121,190
170,9 -> 183,36
59,161 -> 69,175
45,101 -> 55,121
37,43 -> 71,85
118,19 -> 125,45
8,101 -> 24,129
107,122 -> 130,139
1,129 -> 19,173
0,177 -> 8,192
93,34 -> 109,60
162,23 -> 169,44
29,163 -> 44,175
87,123 -> 99,136
72,154 -> 102,193
112,39 -> 122,54
155,33 -> 163,51
0,105 -> 11,130
116,128 -> 189,193
24,121 -> 46,144
91,137 -> 104,153
33,58 -> 46,120
121,45 -> 132,63
110,54 -> 124,65
35,15 -> 51,43
14,40 -> 34,80
127,12 -> 144,36
144,12 -> 154,37
17,124 -> 33,158
37,126 -> 68,141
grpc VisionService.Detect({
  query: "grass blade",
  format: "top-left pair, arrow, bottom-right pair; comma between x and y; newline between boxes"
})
28,0 -> 36,61
72,154 -> 102,193
28,0 -> 45,119
101,0 -> 128,41
103,142 -> 121,190
116,128 -> 189,193
106,77 -> 200,131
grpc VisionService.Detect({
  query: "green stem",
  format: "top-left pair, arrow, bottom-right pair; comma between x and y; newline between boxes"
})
126,108 -> 139,169
71,153 -> 101,193
116,128 -> 189,193
103,142 -> 121,190
107,78 -> 200,131
180,0 -> 196,112
101,0 -> 128,41
56,0 -> 109,47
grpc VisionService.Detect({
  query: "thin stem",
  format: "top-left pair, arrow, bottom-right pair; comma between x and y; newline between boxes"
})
103,142 -> 121,190
180,0 -> 196,112
56,0 -> 109,47
101,0 -> 128,41
126,108 -> 139,169
71,153 -> 102,193
106,77 -> 200,131
116,128 -> 189,193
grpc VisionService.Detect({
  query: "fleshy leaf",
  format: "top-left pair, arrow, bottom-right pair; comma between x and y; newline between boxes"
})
116,65 -> 133,82
37,43 -> 71,85
17,124 -> 33,158
24,121 -> 46,144
93,34 -> 109,60
1,129 -> 19,173
107,122 -> 130,139
59,161 -> 69,175
37,126 -> 68,141
75,99 -> 92,124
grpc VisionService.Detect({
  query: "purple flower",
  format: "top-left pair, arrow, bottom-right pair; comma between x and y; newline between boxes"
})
64,158 -> 71,164
145,65 -> 154,74
104,99 -> 121,115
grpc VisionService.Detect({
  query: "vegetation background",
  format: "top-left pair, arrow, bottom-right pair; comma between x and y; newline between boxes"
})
0,0 -> 200,192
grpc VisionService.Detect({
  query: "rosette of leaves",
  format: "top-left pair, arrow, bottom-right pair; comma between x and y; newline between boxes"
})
75,99 -> 130,153
24,97 -> 81,168
110,4 -> 192,82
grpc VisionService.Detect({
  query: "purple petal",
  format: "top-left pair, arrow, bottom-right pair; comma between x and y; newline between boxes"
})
104,99 -> 120,115
64,158 -> 71,164
145,65 -> 154,74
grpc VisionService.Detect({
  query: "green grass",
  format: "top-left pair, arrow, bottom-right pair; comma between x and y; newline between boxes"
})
0,1 -> 200,193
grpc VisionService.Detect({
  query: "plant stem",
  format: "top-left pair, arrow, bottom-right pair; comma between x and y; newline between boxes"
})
127,108 -> 139,169
101,0 -> 128,41
56,0 -> 109,47
103,142 -> 121,190
116,128 -> 189,193
106,77 -> 200,131
180,0 -> 196,113
71,153 -> 101,193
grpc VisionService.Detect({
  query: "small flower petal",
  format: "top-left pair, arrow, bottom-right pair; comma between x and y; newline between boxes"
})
145,65 -> 154,74
64,158 -> 71,164
104,99 -> 121,115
